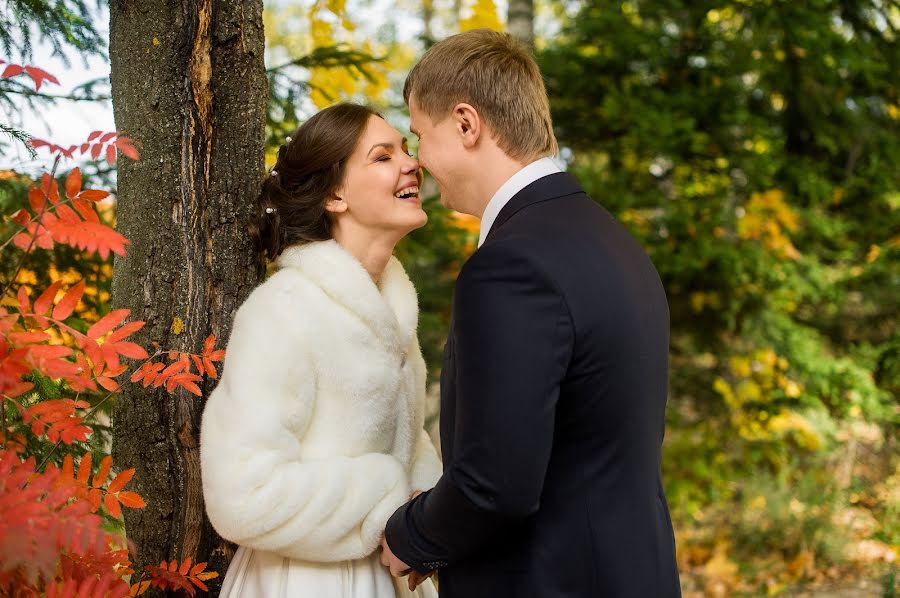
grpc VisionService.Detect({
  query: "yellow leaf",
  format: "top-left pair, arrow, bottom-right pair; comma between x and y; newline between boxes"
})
172,317 -> 185,335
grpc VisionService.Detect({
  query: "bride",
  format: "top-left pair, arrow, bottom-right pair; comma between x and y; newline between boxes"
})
200,103 -> 441,597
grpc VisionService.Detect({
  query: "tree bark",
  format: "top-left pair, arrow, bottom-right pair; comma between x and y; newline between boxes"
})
507,0 -> 534,49
109,1 -> 267,592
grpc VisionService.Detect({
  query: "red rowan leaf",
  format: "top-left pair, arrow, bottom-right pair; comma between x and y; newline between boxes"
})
97,376 -> 120,392
88,309 -> 130,340
129,580 -> 151,596
29,185 -> 46,212
80,142 -> 90,154
23,66 -> 59,91
1,64 -> 24,78
93,455 -> 113,488
65,168 -> 82,199
104,492 -> 122,519
44,215 -> 130,259
169,559 -> 178,572
53,280 -> 86,321
179,557 -> 192,576
108,468 -> 135,493
106,144 -> 117,166
72,197 -> 100,223
107,320 -> 144,343
78,189 -> 111,202
116,491 -> 146,509
30,138 -> 50,149
115,137 -> 140,160
91,143 -> 103,160
34,280 -> 63,316
100,132 -> 117,143
41,172 -> 60,204
17,286 -> 31,313
9,330 -> 50,343
77,452 -> 92,485
89,487 -> 103,511
108,341 -> 149,360
189,578 -> 209,592
12,207 -> 30,224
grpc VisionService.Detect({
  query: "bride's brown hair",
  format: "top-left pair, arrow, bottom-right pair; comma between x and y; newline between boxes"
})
250,103 -> 379,260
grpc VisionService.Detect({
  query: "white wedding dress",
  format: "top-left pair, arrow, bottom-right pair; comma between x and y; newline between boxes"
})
220,546 -> 438,597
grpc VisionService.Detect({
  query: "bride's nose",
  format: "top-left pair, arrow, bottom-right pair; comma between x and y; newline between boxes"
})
401,154 -> 419,175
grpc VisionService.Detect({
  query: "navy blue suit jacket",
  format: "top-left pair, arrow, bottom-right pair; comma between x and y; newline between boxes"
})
385,173 -> 681,597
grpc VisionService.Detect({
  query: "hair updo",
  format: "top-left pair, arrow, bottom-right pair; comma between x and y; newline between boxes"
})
250,103 -> 379,260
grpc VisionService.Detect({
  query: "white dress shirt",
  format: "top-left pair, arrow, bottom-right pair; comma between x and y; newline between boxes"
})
478,157 -> 562,247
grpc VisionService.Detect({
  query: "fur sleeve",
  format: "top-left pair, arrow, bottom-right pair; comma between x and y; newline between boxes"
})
200,275 -> 409,562
409,428 -> 442,493
407,336 -> 442,492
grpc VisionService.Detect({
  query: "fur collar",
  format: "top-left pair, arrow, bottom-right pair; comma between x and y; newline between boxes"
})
276,240 -> 418,355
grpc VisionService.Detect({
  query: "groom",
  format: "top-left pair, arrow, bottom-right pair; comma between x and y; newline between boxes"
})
381,29 -> 681,597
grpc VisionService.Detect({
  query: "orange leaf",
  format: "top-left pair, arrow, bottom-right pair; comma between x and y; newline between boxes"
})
93,455 -> 112,488
91,143 -> 103,160
28,185 -> 46,212
88,131 -> 102,142
65,168 -> 82,199
89,487 -> 103,512
88,309 -> 130,340
179,557 -> 192,576
77,452 -> 93,485
52,280 -> 86,321
79,189 -> 111,202
203,335 -> 215,355
115,137 -> 140,160
169,559 -> 178,572
202,357 -> 218,379
97,377 -> 120,392
17,286 -> 31,313
107,320 -> 145,343
106,144 -> 117,166
116,491 -> 146,509
108,468 -> 135,493
34,281 -> 62,316
109,341 -> 149,360
41,172 -> 60,204
105,492 -> 122,519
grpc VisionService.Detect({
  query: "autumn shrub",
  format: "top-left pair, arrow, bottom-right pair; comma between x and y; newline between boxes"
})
1,63 -> 221,597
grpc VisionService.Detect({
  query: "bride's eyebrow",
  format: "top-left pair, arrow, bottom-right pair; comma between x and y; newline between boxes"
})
367,138 -> 408,158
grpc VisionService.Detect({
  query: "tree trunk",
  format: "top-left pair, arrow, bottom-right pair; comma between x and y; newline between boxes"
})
109,1 -> 267,592
508,0 -> 534,48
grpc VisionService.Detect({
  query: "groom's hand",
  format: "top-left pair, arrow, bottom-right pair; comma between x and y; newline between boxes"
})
379,535 -> 412,577
408,569 -> 435,592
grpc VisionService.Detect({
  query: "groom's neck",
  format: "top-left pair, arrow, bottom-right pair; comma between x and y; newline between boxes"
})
466,148 -> 528,220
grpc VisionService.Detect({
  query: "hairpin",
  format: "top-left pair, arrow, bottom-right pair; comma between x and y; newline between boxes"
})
285,136 -> 292,143
265,207 -> 277,214
270,169 -> 278,176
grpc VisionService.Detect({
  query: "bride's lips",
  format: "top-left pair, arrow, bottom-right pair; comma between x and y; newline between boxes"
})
394,181 -> 421,203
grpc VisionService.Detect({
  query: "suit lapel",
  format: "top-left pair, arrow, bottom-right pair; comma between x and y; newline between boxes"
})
484,172 -> 583,244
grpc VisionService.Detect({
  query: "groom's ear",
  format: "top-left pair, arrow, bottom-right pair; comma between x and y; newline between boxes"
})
452,103 -> 481,149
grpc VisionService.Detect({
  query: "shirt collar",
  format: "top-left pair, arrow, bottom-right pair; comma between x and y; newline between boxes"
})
478,157 -> 563,247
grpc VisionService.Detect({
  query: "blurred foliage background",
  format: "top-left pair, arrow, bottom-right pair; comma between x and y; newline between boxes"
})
1,0 -> 897,595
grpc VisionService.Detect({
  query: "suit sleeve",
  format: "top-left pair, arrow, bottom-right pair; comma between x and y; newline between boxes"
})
385,240 -> 574,571
200,279 -> 409,562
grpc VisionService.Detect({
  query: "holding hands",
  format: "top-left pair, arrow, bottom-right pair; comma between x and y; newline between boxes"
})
380,490 -> 436,592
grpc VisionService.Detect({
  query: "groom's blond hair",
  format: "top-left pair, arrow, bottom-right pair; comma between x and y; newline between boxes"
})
404,29 -> 558,163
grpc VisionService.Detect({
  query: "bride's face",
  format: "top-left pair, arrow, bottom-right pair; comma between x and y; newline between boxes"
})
327,115 -> 426,236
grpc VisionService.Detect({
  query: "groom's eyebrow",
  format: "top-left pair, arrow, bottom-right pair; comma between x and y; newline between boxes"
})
367,138 -> 408,158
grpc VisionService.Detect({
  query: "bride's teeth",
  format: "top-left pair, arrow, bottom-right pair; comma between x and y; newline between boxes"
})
395,186 -> 419,199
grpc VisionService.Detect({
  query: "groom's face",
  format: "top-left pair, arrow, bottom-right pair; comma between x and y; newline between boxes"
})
408,95 -> 466,212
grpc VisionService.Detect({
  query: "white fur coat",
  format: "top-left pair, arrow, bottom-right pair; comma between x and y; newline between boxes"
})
200,240 -> 442,563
